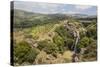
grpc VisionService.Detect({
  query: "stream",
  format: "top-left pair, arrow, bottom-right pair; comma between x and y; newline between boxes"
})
64,21 -> 80,62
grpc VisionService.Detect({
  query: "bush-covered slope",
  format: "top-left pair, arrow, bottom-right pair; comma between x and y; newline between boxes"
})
12,9 -> 97,65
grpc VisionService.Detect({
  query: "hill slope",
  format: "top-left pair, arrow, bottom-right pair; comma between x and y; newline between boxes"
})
12,9 -> 97,65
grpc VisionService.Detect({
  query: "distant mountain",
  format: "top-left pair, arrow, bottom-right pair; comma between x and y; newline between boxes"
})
13,9 -> 68,28
13,9 -> 96,19
12,9 -> 97,28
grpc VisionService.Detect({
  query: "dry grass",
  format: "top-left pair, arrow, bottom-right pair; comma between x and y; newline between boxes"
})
62,51 -> 73,62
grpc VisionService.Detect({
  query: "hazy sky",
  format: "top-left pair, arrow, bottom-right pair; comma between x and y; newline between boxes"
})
14,1 -> 97,15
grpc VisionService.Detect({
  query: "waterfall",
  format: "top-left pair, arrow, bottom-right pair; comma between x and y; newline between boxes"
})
74,31 -> 80,53
64,21 -> 80,62
72,30 -> 80,62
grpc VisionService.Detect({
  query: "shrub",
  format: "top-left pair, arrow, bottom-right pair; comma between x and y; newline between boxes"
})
14,41 -> 39,65
79,37 -> 90,48
37,40 -> 48,50
25,48 -> 39,63
53,34 -> 65,53
83,41 -> 97,60
37,40 -> 59,54
53,34 -> 64,47
43,42 -> 59,55
54,26 -> 74,51
14,41 -> 30,64
55,26 -> 73,40
86,24 -> 97,39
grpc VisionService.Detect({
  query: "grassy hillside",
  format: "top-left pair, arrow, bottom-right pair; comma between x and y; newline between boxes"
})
12,9 -> 97,66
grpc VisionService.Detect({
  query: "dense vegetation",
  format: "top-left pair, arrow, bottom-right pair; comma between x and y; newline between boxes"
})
12,9 -> 97,65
